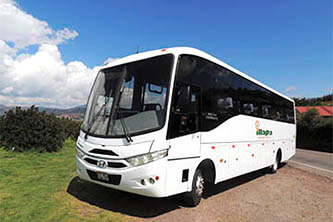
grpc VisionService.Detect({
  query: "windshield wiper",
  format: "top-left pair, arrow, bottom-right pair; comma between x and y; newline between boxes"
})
119,110 -> 133,143
115,90 -> 133,143
106,66 -> 133,143
84,90 -> 113,140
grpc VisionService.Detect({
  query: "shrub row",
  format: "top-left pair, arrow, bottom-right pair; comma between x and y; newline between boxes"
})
0,106 -> 81,152
296,109 -> 333,153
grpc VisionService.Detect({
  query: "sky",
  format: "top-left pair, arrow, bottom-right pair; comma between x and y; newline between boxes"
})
0,0 -> 331,108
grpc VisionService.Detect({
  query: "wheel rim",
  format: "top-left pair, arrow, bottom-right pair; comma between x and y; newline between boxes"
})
273,157 -> 278,171
195,173 -> 204,196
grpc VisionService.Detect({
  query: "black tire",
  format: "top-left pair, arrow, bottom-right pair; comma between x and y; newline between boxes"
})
184,169 -> 204,207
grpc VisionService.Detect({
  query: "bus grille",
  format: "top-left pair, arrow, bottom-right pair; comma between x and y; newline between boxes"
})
84,157 -> 127,168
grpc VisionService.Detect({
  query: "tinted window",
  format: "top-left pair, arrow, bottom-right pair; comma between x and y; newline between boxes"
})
168,55 -> 295,136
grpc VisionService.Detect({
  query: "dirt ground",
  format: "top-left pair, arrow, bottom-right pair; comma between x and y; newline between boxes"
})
68,164 -> 333,222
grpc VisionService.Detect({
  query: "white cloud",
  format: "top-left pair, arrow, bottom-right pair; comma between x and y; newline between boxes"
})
285,86 -> 296,93
1,86 -> 13,94
52,28 -> 79,45
0,0 -> 113,108
325,88 -> 333,93
0,43 -> 102,107
0,0 -> 78,50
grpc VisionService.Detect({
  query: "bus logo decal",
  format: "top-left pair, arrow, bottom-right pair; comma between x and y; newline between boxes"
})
255,120 -> 273,136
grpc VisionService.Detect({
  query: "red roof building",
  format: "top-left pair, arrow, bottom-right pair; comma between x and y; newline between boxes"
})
296,106 -> 333,117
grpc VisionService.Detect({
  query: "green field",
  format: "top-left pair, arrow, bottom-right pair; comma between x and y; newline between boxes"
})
0,140 -> 129,222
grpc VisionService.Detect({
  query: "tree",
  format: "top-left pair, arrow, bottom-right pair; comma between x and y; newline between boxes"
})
296,108 -> 333,152
0,106 -> 65,152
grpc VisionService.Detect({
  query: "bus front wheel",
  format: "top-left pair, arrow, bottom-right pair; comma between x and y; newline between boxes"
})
184,169 -> 204,207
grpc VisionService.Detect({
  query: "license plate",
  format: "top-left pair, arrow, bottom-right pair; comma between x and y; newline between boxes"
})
96,172 -> 109,182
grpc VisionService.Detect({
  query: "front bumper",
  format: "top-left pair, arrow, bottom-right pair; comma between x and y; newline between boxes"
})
76,155 -> 168,197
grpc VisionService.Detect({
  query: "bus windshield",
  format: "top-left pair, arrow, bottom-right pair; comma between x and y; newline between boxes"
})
82,54 -> 174,139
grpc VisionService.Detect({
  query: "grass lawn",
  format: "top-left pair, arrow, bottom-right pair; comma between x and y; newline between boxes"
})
0,139 -> 130,222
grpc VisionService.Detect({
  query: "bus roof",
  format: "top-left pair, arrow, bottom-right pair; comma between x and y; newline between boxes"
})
102,47 -> 294,103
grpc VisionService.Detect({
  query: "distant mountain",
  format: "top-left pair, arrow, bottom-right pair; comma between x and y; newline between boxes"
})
293,94 -> 333,106
0,104 -> 86,120
0,104 -> 10,116
42,105 -> 86,114
42,105 -> 86,120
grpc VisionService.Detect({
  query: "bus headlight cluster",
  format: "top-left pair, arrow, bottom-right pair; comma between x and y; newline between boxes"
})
125,149 -> 168,167
76,147 -> 86,159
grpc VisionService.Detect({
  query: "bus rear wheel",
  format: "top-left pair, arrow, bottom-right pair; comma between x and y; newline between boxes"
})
269,151 -> 281,174
184,169 -> 204,207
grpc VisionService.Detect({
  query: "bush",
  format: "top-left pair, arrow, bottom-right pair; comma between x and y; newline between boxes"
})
59,117 -> 81,140
296,109 -> 333,152
0,106 -> 81,152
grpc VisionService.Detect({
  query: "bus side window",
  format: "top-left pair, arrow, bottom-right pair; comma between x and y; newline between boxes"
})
169,84 -> 200,138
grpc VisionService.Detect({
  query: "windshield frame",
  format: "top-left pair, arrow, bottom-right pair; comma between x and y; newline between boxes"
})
81,53 -> 175,139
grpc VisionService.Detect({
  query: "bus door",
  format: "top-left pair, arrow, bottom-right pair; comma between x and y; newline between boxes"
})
167,84 -> 201,159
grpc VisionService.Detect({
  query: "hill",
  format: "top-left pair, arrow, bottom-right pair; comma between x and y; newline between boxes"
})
0,104 -> 86,120
0,104 -> 11,116
41,105 -> 86,120
293,94 -> 333,106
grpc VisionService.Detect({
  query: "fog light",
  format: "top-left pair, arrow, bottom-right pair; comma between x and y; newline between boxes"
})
141,179 -> 146,185
149,178 -> 155,184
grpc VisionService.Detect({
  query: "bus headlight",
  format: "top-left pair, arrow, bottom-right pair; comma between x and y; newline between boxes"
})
125,149 -> 168,167
76,147 -> 85,159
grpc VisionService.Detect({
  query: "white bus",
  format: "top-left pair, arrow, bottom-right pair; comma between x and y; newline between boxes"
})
76,47 -> 296,206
